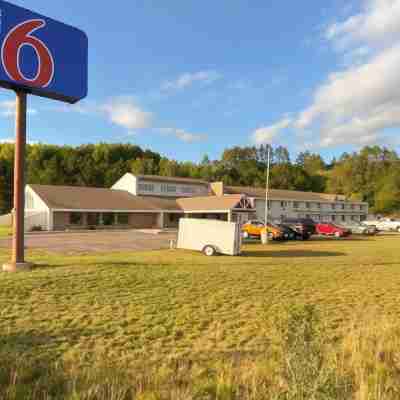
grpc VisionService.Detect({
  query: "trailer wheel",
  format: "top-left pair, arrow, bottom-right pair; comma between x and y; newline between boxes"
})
203,245 -> 217,257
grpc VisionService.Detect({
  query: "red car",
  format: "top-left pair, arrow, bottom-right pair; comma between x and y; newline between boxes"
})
316,223 -> 351,238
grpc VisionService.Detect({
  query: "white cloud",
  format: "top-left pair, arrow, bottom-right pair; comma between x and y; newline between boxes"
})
0,137 -> 14,143
160,127 -> 206,143
293,0 -> 400,148
161,70 -> 222,91
0,137 -> 39,144
326,0 -> 400,50
101,97 -> 152,130
0,100 -> 37,117
251,117 -> 292,145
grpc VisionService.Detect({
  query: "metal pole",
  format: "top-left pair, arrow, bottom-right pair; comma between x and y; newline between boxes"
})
264,145 -> 271,244
3,91 -> 31,272
12,90 -> 27,264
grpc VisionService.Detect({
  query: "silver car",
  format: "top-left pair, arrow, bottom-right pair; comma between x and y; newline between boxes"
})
339,221 -> 377,235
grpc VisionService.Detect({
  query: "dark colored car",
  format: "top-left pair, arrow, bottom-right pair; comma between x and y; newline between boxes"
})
277,224 -> 306,240
280,218 -> 316,239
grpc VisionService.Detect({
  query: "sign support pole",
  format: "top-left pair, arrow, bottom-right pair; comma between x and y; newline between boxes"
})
3,90 -> 32,272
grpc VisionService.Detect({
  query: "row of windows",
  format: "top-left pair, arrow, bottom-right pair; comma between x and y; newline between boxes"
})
69,213 -> 129,226
138,182 -> 202,195
292,214 -> 363,222
274,200 -> 365,211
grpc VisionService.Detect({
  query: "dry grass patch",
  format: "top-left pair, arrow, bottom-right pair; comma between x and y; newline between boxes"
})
0,235 -> 400,398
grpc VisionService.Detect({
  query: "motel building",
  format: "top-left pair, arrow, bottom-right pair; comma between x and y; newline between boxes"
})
23,173 -> 369,231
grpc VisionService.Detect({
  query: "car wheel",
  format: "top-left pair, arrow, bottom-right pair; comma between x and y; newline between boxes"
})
335,231 -> 342,238
397,227 -> 400,233
203,245 -> 217,257
242,231 -> 249,239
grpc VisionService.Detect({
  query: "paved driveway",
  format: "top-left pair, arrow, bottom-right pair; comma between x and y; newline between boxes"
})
0,230 -> 177,254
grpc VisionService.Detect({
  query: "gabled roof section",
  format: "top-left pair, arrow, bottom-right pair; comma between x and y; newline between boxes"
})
28,185 -> 180,211
137,175 -> 209,186
176,194 -> 254,212
225,186 -> 347,202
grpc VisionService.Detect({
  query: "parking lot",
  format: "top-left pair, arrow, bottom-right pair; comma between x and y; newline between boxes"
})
0,230 -> 177,254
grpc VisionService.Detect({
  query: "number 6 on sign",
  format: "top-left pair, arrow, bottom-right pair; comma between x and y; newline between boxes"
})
1,19 -> 55,88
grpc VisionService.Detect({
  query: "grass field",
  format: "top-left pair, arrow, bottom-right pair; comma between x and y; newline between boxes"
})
1,235 -> 400,399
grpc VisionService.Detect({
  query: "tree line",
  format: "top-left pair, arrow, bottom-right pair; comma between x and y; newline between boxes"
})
0,142 -> 399,215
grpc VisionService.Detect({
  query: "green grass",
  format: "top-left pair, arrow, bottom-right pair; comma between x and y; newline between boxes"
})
0,225 -> 11,238
1,235 -> 400,398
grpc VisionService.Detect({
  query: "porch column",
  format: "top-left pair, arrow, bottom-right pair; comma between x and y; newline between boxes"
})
99,213 -> 104,226
158,212 -> 165,229
82,213 -> 88,227
114,213 -> 118,226
228,211 -> 232,222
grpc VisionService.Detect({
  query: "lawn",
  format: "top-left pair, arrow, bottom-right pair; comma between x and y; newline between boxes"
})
1,235 -> 400,398
0,225 -> 11,238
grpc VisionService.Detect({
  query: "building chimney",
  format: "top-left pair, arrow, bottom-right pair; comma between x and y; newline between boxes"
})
210,182 -> 224,197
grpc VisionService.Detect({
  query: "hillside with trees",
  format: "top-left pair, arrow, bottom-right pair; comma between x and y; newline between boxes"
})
0,143 -> 399,215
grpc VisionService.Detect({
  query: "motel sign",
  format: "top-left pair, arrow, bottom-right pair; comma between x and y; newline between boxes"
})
0,1 -> 88,271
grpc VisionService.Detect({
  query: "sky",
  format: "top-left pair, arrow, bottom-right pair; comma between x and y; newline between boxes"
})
0,0 -> 399,163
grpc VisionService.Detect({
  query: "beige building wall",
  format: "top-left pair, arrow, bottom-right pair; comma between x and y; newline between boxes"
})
53,212 -> 70,231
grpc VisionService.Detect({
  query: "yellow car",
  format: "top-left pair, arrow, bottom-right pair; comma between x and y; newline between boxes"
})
242,220 -> 284,240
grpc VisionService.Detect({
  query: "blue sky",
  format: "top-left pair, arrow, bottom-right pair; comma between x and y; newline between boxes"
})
1,0 -> 399,162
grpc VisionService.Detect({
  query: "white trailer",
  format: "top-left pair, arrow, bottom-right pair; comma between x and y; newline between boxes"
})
177,218 -> 242,256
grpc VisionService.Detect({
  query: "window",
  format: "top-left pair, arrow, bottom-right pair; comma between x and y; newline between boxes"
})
180,186 -> 196,194
280,201 -> 288,208
341,215 -> 346,222
161,184 -> 177,193
117,213 -> 129,225
293,202 -> 299,209
26,191 -> 35,209
360,205 -> 363,211
102,213 -> 115,226
138,183 -> 154,193
70,212 -> 83,225
316,203 -> 321,209
306,203 -> 311,209
341,204 -> 345,210
332,204 -> 336,210
351,204 -> 355,210
332,215 -> 336,222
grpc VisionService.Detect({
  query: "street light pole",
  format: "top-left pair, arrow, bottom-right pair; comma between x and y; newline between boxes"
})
264,145 -> 271,244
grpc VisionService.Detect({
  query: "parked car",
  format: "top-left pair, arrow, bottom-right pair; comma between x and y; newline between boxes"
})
280,218 -> 316,239
242,220 -> 285,240
278,223 -> 309,240
316,223 -> 351,237
364,218 -> 400,232
338,221 -> 377,235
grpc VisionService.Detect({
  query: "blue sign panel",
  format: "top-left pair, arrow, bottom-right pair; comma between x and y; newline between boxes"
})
0,1 -> 88,103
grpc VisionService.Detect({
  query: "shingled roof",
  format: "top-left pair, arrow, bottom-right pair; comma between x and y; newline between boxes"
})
29,185 -> 180,211
176,195 -> 254,211
29,185 -> 253,212
225,186 -> 347,202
